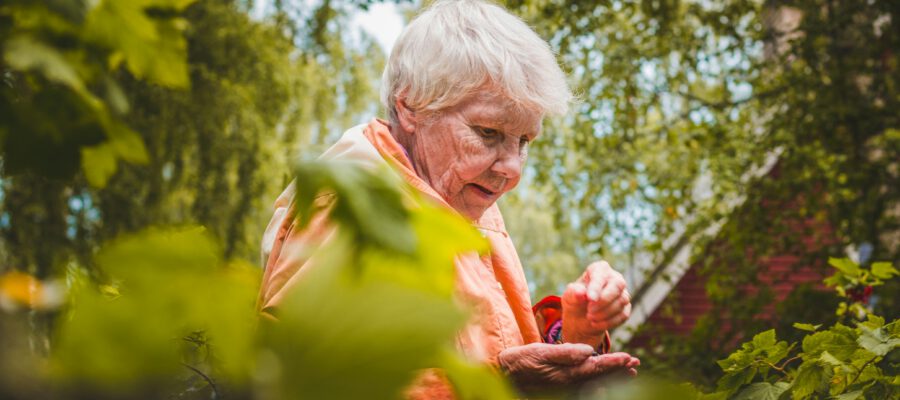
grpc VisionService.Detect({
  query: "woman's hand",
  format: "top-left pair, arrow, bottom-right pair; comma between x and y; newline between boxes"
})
497,343 -> 639,393
562,261 -> 631,347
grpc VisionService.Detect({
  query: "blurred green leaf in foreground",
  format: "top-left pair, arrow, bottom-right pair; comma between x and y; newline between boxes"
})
51,227 -> 259,397
259,161 -> 511,399
1,161 -> 515,400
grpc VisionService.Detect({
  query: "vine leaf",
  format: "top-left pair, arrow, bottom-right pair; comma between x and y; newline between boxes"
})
732,382 -> 790,400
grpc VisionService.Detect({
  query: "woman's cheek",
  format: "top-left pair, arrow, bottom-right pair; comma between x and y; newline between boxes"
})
459,154 -> 495,181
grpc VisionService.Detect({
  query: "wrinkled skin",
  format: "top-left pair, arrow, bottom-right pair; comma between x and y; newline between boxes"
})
392,90 -> 637,390
498,343 -> 639,394
392,90 -> 541,221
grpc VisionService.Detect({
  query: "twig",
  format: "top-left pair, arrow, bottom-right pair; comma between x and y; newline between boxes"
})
182,363 -> 219,400
761,360 -> 789,377
847,356 -> 879,388
779,355 -> 802,370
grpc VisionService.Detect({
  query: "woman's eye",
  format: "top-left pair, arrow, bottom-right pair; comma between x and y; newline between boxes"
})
476,126 -> 500,138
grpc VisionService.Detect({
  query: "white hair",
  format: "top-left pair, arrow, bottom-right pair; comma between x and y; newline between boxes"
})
381,0 -> 572,123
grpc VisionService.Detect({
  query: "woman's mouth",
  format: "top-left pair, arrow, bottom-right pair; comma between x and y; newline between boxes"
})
467,183 -> 498,199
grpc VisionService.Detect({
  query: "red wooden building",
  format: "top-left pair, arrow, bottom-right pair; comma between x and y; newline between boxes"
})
611,159 -> 838,348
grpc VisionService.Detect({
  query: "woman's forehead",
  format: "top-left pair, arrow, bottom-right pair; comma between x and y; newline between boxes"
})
458,93 -> 543,134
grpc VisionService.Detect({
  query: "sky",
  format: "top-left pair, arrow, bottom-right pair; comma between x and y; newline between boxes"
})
350,3 -> 407,55
250,1 -> 408,56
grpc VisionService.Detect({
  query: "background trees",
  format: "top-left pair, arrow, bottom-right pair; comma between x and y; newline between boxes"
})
496,0 -> 900,385
1,0 -> 386,277
1,0 -> 898,395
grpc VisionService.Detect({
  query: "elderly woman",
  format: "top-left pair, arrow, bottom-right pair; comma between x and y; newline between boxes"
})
258,0 -> 639,396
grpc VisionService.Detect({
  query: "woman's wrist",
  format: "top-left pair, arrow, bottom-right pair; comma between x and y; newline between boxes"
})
560,324 -> 609,353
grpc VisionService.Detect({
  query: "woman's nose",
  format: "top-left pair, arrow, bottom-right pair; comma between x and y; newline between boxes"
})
491,142 -> 523,180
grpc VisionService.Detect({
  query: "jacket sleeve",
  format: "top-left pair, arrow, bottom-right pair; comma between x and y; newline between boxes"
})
257,192 -> 337,318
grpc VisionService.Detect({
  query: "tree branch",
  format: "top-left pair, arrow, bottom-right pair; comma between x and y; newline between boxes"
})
182,363 -> 219,400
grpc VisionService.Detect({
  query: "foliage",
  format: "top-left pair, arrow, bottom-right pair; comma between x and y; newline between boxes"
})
52,228 -> 259,397
1,2 -> 514,398
580,258 -> 900,400
709,317 -> 899,398
825,257 -> 899,319
1,161 -> 515,399
1,0 -> 195,186
496,0 -> 900,386
2,0 -> 898,398
505,0 -> 900,283
0,0 -> 388,284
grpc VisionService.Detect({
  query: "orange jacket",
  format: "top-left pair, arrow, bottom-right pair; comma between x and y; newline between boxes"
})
258,119 -> 542,363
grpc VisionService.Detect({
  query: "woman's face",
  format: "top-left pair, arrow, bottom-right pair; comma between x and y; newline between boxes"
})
406,92 -> 542,220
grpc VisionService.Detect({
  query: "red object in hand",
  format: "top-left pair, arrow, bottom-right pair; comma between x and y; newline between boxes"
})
533,295 -> 562,337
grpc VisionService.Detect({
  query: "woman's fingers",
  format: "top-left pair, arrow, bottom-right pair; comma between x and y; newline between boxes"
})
589,306 -> 631,330
586,288 -> 630,331
587,289 -> 628,316
596,277 -> 625,304
564,352 -> 630,381
626,356 -> 640,369
584,261 -> 613,301
539,342 -> 596,365
562,282 -> 589,314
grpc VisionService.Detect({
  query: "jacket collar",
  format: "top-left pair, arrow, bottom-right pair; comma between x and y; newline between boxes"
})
356,119 -> 507,233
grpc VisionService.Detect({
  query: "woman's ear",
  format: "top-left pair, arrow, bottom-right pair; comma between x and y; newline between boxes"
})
394,97 -> 417,133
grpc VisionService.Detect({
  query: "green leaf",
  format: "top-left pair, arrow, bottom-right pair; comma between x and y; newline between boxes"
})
733,382 -> 790,400
4,36 -> 83,91
752,329 -> 777,349
819,351 -> 844,367
716,329 -> 792,394
858,324 -> 900,357
293,161 -> 418,256
823,274 -> 845,288
152,0 -> 197,9
716,368 -> 756,395
829,258 -> 861,276
79,121 -> 148,187
765,340 -> 791,365
85,0 -> 194,87
860,315 -> 885,330
835,389 -> 863,400
53,228 -> 260,389
103,77 -> 130,114
361,205 -> 486,298
870,262 -> 898,280
106,122 -> 149,164
81,143 -> 118,188
793,323 -> 821,332
717,350 -> 751,372
265,238 -> 468,400
698,391 -> 729,400
437,349 -> 515,400
792,361 -> 830,399
259,173 -> 487,400
802,325 -> 858,360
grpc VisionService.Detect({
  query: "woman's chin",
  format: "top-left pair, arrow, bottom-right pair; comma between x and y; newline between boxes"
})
450,190 -> 500,221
